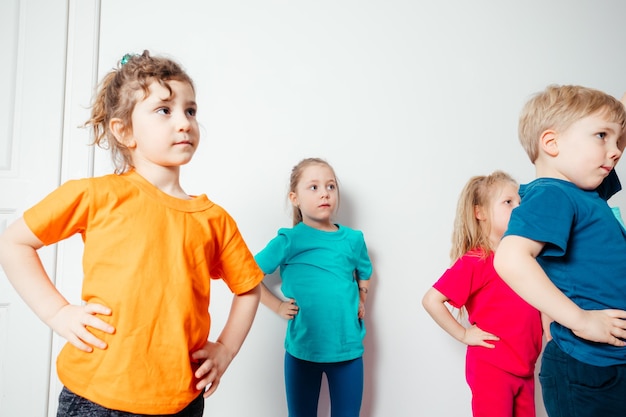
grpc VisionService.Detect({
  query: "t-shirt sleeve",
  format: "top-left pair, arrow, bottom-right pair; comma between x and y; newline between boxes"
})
210,211 -> 265,295
505,185 -> 574,257
355,232 -> 373,280
23,179 -> 91,245
433,255 -> 480,309
254,231 -> 289,275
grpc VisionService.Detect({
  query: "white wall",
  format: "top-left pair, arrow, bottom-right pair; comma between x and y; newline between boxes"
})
58,1 -> 626,416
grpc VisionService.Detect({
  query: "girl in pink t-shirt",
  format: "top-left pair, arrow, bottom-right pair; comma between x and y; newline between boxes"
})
422,171 -> 542,417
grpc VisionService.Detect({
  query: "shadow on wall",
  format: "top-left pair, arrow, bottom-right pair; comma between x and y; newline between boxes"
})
335,190 -> 380,417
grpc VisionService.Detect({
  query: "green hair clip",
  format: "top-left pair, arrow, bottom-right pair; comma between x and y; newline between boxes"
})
120,53 -> 135,66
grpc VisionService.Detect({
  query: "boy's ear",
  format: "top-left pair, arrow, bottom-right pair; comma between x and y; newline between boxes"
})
540,129 -> 559,157
109,118 -> 136,148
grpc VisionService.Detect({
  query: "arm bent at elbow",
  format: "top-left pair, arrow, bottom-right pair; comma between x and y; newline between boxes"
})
0,218 -> 114,352
260,281 -> 298,319
192,284 -> 261,397
495,235 -> 626,346
422,287 -> 499,348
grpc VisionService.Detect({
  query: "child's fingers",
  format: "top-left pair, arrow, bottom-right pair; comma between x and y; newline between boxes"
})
82,303 -> 115,334
50,304 -> 113,351
608,312 -> 626,345
83,314 -> 115,335
605,308 -> 626,319
280,300 -> 299,319
477,335 -> 498,348
575,309 -> 626,345
607,337 -> 626,347
66,334 -> 95,352
76,326 -> 108,350
83,303 -> 112,317
199,366 -> 221,398
471,325 -> 499,340
192,357 -> 222,398
203,377 -> 221,398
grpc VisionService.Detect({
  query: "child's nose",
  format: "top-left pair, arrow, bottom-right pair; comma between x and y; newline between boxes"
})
176,112 -> 192,131
610,144 -> 622,160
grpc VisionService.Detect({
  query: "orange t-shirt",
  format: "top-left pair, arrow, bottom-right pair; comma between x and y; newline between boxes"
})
24,171 -> 264,414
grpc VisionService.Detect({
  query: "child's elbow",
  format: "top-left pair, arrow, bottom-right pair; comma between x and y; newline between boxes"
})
421,288 -> 438,313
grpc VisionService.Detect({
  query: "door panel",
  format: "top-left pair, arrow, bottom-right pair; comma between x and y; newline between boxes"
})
0,1 -> 69,416
44,1 -> 102,415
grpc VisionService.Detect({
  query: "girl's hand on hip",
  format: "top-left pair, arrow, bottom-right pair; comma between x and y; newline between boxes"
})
191,341 -> 234,398
48,303 -> 114,352
463,324 -> 500,348
358,301 -> 366,319
278,299 -> 299,320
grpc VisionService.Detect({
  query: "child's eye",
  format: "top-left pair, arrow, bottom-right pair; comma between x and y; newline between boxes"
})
186,108 -> 197,117
156,107 -> 171,115
309,185 -> 318,191
596,132 -> 607,140
327,184 -> 336,191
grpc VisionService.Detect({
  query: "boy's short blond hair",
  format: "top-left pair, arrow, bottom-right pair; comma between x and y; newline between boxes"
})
519,84 -> 626,163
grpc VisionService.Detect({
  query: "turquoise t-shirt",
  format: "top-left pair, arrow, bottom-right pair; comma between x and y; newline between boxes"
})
255,222 -> 372,362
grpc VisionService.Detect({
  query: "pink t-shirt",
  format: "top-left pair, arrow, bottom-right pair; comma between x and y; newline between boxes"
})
434,249 -> 542,377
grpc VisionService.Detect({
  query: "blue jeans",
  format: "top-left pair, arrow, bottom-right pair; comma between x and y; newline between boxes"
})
539,340 -> 626,417
56,386 -> 204,417
284,352 -> 363,417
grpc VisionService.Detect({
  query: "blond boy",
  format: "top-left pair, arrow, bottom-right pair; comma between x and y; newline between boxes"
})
494,85 -> 626,417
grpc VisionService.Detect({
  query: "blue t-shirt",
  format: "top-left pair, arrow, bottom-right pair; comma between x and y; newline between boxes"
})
505,177 -> 626,366
255,222 -> 372,362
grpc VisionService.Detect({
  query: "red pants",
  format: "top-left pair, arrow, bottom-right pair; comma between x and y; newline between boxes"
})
466,358 -> 535,417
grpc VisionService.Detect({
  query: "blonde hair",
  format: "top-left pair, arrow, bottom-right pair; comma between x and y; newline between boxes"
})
450,171 -> 517,262
84,50 -> 195,173
289,158 -> 340,225
519,84 -> 626,163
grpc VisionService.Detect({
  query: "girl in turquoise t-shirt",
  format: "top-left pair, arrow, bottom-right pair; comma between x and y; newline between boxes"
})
255,157 -> 373,417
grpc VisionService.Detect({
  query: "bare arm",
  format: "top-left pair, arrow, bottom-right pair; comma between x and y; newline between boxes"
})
541,313 -> 553,342
357,279 -> 370,319
494,235 -> 626,346
422,287 -> 499,347
191,284 -> 261,397
260,281 -> 298,319
0,218 -> 114,351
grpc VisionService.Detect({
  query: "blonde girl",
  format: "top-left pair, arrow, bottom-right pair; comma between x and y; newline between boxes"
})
255,157 -> 373,417
422,171 -> 542,417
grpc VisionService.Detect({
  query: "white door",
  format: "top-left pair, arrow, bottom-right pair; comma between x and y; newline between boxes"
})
0,0 -> 68,415
0,1 -> 101,416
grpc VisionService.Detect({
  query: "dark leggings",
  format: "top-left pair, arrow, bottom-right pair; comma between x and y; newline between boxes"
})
284,352 -> 363,417
56,387 -> 204,417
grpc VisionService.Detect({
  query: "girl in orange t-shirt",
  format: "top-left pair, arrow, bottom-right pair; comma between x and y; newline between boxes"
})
0,51 -> 264,416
